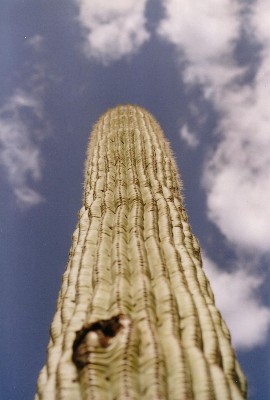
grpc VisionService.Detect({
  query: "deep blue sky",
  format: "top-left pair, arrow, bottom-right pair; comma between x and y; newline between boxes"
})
1,1 -> 270,399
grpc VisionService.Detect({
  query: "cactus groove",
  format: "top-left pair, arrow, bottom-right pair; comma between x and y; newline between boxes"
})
36,105 -> 247,399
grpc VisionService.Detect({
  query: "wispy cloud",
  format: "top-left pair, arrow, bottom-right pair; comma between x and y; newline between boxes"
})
179,124 -> 199,148
26,34 -> 44,52
203,255 -> 270,349
74,0 -> 150,64
157,0 -> 270,255
0,89 -> 45,207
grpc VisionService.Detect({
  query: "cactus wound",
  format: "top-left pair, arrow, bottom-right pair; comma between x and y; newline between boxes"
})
72,314 -> 130,369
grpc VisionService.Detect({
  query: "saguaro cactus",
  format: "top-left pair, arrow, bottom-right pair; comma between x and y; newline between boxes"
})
36,105 -> 247,399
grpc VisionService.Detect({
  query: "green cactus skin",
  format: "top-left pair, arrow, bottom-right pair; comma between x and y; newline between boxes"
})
36,105 -> 247,399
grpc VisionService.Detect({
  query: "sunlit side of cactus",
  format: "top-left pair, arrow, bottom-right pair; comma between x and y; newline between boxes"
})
36,105 -> 247,399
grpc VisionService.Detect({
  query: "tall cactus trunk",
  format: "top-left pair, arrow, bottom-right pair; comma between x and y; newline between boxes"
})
36,105 -> 247,399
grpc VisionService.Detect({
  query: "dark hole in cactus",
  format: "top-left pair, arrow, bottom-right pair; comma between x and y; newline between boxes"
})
72,315 -> 124,369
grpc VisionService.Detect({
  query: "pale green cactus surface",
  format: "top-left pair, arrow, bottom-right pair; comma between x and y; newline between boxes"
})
36,105 -> 247,400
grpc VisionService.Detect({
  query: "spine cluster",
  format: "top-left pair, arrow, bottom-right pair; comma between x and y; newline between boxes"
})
36,105 -> 247,399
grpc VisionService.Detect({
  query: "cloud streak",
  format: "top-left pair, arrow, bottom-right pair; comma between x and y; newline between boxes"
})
179,124 -> 199,148
75,0 -> 150,64
0,89 -> 45,207
26,34 -> 44,52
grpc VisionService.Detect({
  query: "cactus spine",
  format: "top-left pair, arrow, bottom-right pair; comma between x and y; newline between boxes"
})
36,105 -> 247,399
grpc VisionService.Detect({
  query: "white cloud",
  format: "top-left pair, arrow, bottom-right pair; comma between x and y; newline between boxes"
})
0,89 -> 44,206
157,0 -> 270,254
250,0 -> 270,48
27,34 -> 44,51
179,124 -> 199,148
14,187 -> 44,206
203,255 -> 270,349
158,0 -> 243,88
75,0 -> 150,64
202,1 -> 270,253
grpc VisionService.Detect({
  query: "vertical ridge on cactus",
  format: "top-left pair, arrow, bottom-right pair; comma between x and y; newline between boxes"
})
36,105 -> 247,399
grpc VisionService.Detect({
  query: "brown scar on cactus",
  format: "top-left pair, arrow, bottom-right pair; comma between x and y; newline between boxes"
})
72,314 -> 130,369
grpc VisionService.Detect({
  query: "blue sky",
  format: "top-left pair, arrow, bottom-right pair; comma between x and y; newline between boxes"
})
1,1 -> 270,399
